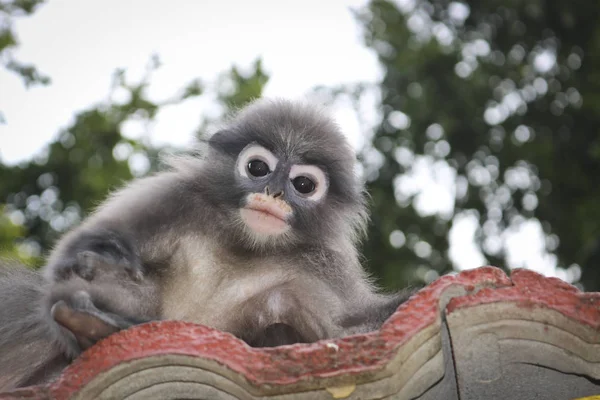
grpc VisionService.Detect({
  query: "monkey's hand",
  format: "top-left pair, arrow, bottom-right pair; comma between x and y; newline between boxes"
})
48,229 -> 145,283
46,278 -> 157,358
51,291 -> 137,352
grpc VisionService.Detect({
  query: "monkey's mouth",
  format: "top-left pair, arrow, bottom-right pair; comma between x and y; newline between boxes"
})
240,201 -> 290,236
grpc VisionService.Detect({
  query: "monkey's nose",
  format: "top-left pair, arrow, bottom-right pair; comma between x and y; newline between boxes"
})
264,187 -> 284,199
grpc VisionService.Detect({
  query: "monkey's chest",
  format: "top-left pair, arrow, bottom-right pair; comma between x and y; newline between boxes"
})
159,241 -> 293,333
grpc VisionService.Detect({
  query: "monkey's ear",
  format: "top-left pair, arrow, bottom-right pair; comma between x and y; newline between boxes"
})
207,129 -> 248,156
51,300 -> 124,351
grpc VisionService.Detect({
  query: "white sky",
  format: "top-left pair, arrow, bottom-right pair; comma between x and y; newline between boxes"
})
0,0 -> 381,161
0,0 -> 572,282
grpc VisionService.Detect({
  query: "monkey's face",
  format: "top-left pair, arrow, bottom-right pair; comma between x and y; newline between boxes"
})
204,99 -> 368,252
234,143 -> 329,240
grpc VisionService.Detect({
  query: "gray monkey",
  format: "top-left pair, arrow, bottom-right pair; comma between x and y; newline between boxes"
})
0,99 -> 413,390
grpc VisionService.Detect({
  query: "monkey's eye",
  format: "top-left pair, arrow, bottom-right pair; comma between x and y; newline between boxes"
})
292,176 -> 316,194
247,159 -> 270,177
237,144 -> 279,179
289,165 -> 328,201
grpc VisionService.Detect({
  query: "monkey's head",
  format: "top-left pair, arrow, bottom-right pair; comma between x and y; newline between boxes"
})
193,99 -> 368,252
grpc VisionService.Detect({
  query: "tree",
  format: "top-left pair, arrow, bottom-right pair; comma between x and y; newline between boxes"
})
4,0 -> 599,294
0,56 -> 268,265
0,0 -> 50,260
354,0 -> 600,290
0,0 -> 51,102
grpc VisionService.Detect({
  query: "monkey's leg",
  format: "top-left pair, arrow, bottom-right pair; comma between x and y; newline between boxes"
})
340,289 -> 418,335
243,323 -> 310,348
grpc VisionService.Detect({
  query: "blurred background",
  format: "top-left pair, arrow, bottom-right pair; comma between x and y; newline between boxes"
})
0,0 -> 598,291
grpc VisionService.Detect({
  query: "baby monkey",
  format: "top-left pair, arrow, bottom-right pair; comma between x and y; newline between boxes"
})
0,99 -> 412,390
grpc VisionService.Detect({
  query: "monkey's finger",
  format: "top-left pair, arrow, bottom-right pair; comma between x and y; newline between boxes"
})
69,291 -> 144,330
121,260 -> 145,282
51,300 -> 122,350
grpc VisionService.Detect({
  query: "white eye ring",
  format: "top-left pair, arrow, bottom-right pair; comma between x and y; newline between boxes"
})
289,164 -> 328,201
237,144 -> 279,179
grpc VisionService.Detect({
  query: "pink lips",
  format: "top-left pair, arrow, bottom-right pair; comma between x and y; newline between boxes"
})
241,193 -> 292,235
244,202 -> 288,221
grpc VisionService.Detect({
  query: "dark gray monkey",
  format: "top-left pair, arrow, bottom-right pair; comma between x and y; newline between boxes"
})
0,99 -> 413,390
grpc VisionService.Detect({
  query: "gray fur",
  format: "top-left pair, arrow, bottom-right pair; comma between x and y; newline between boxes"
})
0,263 -> 68,389
0,99 -> 414,391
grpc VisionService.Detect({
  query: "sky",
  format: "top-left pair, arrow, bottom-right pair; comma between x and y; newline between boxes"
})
0,0 -> 573,282
0,0 -> 379,161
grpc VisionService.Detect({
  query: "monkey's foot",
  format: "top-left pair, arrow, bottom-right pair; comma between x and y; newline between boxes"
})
2,266 -> 599,400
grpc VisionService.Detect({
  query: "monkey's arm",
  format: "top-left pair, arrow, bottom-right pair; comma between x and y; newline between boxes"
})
299,248 -> 418,337
39,175 -> 188,355
339,289 -> 417,335
44,172 -> 187,284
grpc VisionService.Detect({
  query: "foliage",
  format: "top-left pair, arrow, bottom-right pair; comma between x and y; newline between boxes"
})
0,56 -> 199,263
217,58 -> 270,110
2,0 -> 599,294
355,0 -> 600,290
0,0 -> 49,259
0,55 -> 268,265
0,0 -> 50,89
196,58 -> 270,139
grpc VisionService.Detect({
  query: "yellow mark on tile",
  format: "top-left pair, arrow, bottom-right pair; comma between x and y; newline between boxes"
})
326,383 -> 356,398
